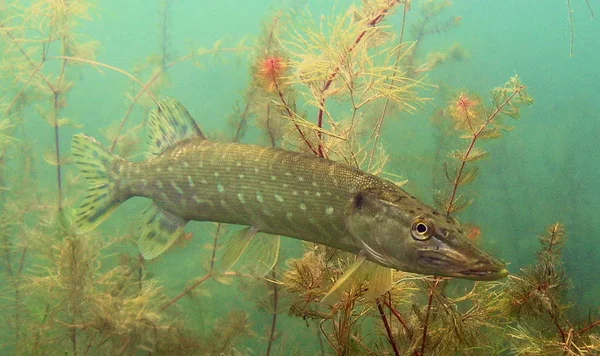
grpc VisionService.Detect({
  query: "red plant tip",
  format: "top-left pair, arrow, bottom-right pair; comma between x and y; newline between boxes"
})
466,225 -> 482,241
257,55 -> 287,92
456,93 -> 475,114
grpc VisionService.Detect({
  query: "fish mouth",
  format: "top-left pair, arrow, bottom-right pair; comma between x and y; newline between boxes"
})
455,266 -> 509,281
418,252 -> 508,281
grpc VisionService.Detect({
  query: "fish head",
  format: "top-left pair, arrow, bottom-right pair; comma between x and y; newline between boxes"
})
345,187 -> 508,281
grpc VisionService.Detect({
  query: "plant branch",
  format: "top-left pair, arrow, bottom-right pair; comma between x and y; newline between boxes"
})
384,297 -> 413,338
265,270 -> 279,356
316,4 -> 396,158
579,319 -> 600,335
107,47 -> 245,152
377,298 -> 400,356
445,86 -> 524,215
419,278 -> 441,356
273,79 -> 318,155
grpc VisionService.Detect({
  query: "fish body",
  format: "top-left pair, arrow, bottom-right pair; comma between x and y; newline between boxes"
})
72,98 -> 508,281
121,138 -> 384,254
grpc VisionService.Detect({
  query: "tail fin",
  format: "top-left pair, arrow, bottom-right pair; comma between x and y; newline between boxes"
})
71,134 -> 126,233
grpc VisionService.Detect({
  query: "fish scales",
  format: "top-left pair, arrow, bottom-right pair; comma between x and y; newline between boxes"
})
121,139 -> 393,253
71,97 -> 508,281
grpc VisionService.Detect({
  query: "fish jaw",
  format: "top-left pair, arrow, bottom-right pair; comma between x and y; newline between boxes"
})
415,244 -> 508,281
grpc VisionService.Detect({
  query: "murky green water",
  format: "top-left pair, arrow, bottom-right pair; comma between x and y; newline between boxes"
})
1,1 -> 598,355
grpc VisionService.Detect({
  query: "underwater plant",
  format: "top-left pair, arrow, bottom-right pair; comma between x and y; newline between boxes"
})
1,1 -> 599,355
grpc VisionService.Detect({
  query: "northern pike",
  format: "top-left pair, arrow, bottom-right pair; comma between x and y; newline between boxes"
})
72,98 -> 507,286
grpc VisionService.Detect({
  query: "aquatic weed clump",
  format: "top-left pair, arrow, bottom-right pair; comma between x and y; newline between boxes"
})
16,224 -> 165,354
0,0 -> 598,355
487,223 -> 600,354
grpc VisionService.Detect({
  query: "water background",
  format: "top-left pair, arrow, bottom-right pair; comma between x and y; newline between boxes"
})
3,0 -> 600,354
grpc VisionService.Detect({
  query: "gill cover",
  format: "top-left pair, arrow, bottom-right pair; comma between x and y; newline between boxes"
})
345,188 -> 412,270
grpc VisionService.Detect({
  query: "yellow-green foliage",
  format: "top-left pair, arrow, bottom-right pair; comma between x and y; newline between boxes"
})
1,1 -> 599,355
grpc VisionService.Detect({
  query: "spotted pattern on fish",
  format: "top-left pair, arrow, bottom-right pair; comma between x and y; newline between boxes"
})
119,139 -> 391,251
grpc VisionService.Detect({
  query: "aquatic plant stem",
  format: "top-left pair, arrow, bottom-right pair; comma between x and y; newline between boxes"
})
418,85 -> 526,355
419,278 -> 441,356
367,1 -> 411,171
315,3 -> 397,158
235,13 -> 280,142
446,86 -> 524,214
265,269 -> 279,356
161,225 -> 241,311
377,298 -> 400,356
585,0 -> 595,18
233,92 -> 256,142
106,47 -> 245,152
161,0 -> 170,70
52,92 -> 63,214
50,36 -> 71,216
273,79 -> 318,155
1,25 -> 66,213
2,230 -> 27,345
160,228 -> 219,311
384,297 -> 413,338
579,319 -> 600,334
49,56 -> 152,98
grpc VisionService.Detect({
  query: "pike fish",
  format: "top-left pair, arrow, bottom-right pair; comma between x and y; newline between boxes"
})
72,98 -> 507,290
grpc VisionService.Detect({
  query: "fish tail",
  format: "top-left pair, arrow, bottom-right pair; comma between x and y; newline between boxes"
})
71,134 -> 127,232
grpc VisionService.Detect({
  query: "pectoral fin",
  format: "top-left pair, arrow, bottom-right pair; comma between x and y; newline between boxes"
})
321,254 -> 394,305
365,264 -> 393,300
321,254 -> 368,305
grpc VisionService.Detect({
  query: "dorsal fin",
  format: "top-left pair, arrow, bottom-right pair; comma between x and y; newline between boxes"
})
147,97 -> 205,157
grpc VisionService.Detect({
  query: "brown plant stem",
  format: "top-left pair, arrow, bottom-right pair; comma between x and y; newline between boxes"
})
2,233 -> 27,344
160,0 -> 170,70
273,79 -> 318,155
316,4 -> 396,158
265,104 -> 277,147
234,93 -> 256,143
52,91 -> 63,214
49,56 -> 152,96
585,0 -> 595,18
160,225 -> 233,311
377,298 -> 400,356
446,86 -> 524,214
1,24 -> 67,213
384,297 -> 413,338
579,319 -> 600,335
549,309 -> 566,343
106,47 -> 243,152
367,1 -> 411,171
265,270 -> 279,356
419,278 -> 441,356
235,13 -> 280,142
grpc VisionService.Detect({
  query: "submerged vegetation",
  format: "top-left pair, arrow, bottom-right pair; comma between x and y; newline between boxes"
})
0,0 -> 598,355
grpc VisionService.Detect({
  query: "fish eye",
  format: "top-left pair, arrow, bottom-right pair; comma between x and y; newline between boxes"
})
411,217 -> 432,241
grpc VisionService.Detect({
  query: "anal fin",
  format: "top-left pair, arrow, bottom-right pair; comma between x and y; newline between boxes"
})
138,203 -> 188,260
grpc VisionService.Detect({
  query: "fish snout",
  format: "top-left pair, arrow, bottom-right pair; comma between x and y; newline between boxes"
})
417,247 -> 508,281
